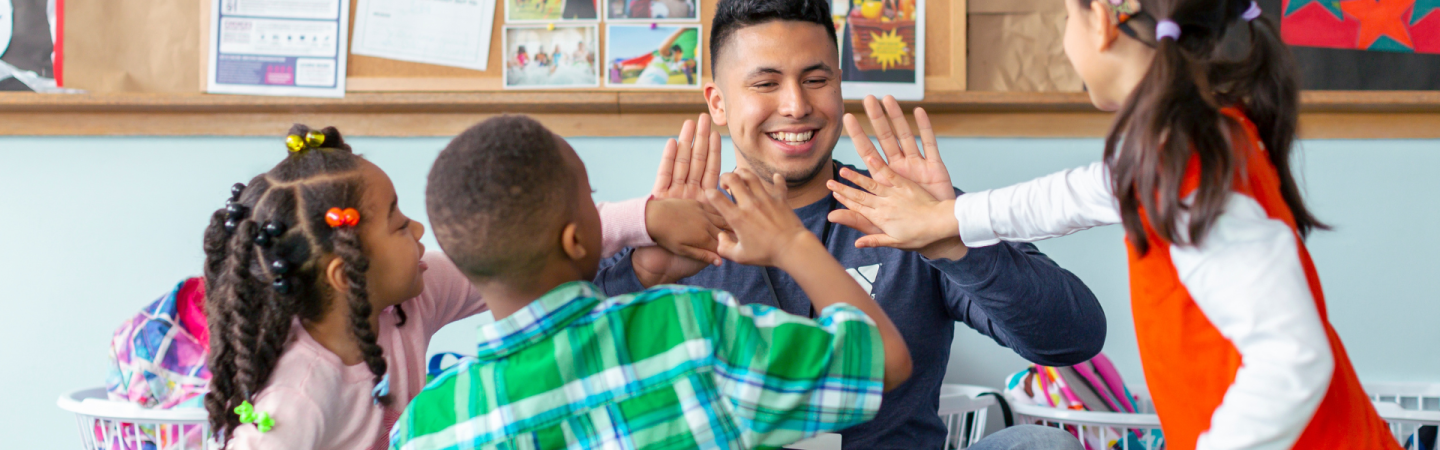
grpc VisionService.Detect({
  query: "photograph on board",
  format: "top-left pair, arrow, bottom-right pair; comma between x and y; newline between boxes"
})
605,24 -> 701,89
503,25 -> 600,89
604,0 -> 699,21
831,0 -> 924,100
506,0 -> 598,22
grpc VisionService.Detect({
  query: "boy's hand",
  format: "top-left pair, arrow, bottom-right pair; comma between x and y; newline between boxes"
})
703,169 -> 819,268
645,198 -> 724,266
827,162 -> 966,260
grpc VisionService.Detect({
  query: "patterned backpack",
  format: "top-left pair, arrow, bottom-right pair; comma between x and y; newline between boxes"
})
1004,353 -> 1164,450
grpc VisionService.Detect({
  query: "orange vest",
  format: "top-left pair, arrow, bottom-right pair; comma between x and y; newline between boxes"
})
1126,109 -> 1399,449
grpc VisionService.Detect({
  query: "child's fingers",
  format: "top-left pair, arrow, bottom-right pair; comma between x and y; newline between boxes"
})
676,245 -> 723,267
844,114 -> 887,171
837,167 -> 885,195
731,169 -> 770,208
686,116 -> 712,190
863,95 -> 904,164
855,234 -> 904,249
720,172 -> 758,210
672,119 -> 698,188
830,189 -> 872,216
703,188 -> 739,220
915,107 -> 943,164
828,209 -> 884,236
882,95 -> 921,159
653,138 -> 679,196
768,173 -> 788,202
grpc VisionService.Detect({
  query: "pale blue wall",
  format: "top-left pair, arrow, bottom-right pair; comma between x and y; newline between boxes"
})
1,135 -> 1436,446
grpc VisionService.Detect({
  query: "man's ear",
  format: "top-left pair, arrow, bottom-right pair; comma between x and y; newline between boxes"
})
1093,4 -> 1121,52
324,256 -> 348,293
560,222 -> 589,263
703,82 -> 728,127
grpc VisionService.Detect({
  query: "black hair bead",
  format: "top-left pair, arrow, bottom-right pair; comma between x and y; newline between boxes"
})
273,277 -> 293,294
263,221 -> 286,237
224,219 -> 238,234
231,183 -> 246,201
254,232 -> 272,247
270,259 -> 291,275
226,203 -> 247,220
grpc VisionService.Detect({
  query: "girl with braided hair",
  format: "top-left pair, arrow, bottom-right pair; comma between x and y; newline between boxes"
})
201,124 -> 714,450
828,0 -> 1401,448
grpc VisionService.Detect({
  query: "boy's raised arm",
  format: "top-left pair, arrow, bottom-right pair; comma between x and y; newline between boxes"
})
704,169 -> 912,390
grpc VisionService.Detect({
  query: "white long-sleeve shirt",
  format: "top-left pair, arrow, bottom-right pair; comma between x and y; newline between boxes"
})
952,159 -> 1348,450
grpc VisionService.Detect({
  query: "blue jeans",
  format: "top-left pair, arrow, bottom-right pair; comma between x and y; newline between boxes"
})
967,425 -> 1085,450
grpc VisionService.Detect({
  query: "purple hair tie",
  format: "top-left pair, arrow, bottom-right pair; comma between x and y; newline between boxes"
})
1155,20 -> 1182,41
1242,1 -> 1262,21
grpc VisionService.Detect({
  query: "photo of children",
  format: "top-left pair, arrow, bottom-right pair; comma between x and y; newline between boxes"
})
606,25 -> 701,89
832,0 -> 925,100
506,0 -> 599,22
504,26 -> 600,89
604,0 -> 698,21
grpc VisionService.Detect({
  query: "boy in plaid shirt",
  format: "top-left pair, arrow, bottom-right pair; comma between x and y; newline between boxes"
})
390,115 -> 911,450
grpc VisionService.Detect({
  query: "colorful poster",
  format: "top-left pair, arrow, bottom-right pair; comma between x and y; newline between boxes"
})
503,25 -> 600,89
505,0 -> 599,22
207,0 -> 347,97
604,0 -> 698,21
604,24 -> 701,89
833,0 -> 925,100
1281,0 -> 1440,53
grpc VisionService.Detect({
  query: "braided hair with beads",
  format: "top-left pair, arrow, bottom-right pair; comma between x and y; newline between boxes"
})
200,124 -> 407,446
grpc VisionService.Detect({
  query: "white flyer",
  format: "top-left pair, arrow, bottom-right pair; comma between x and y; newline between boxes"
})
352,0 -> 496,72
0,0 -> 13,58
207,0 -> 348,97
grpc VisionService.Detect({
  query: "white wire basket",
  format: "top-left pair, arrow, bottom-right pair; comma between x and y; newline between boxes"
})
783,384 -> 1000,450
1007,382 -> 1440,450
57,387 -> 212,450
938,384 -> 1001,449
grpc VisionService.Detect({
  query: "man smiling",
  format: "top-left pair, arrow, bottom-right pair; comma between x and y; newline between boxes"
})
595,1 -> 1102,448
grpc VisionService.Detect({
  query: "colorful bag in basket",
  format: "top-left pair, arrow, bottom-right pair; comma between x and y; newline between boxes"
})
1005,353 -> 1164,450
104,278 -> 211,450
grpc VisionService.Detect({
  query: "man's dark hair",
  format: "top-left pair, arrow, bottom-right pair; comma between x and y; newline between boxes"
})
710,0 -> 836,74
425,115 -> 575,281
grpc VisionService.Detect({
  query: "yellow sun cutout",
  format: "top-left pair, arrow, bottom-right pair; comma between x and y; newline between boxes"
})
867,29 -> 909,71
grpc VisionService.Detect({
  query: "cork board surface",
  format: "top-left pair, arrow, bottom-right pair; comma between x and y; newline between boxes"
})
58,0 -> 966,94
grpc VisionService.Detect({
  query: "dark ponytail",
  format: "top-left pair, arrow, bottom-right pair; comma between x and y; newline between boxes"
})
203,125 -> 405,446
1098,0 -> 1324,255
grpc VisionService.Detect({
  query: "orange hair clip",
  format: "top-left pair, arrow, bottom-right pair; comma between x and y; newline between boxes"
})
324,208 -> 360,228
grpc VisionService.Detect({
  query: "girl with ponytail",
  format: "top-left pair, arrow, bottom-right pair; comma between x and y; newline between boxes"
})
201,124 -> 686,449
826,0 -> 1401,448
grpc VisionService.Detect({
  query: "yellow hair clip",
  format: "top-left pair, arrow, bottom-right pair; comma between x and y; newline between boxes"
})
285,131 -> 327,153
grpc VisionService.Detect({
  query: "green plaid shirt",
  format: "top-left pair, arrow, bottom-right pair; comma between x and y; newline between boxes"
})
389,281 -> 884,450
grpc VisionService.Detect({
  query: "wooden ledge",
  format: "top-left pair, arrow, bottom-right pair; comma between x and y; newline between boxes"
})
1,91 -> 1437,137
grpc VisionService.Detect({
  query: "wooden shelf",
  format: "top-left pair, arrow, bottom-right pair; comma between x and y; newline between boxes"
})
2,91 -> 1438,138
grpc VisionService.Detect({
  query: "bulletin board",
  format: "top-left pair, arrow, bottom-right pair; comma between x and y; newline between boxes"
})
343,0 -> 967,93
59,0 -> 966,95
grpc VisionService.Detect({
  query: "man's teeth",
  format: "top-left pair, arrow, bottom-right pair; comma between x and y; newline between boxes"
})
768,131 -> 814,144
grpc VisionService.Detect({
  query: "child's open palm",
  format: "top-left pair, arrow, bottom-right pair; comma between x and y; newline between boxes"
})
827,160 -> 959,253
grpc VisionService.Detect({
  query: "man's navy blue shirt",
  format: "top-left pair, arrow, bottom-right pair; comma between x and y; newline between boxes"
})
595,161 -> 1106,450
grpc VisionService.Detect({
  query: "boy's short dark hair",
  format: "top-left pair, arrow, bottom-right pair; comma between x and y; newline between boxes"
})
710,0 -> 836,74
426,115 -> 575,280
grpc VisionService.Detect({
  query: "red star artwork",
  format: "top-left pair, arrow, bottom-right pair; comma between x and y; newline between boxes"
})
1283,0 -> 1440,53
1340,0 -> 1415,49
